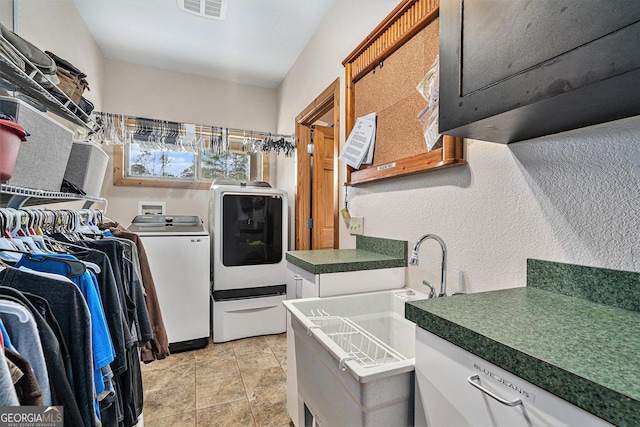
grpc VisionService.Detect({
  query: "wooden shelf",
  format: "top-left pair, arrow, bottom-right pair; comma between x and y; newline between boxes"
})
347,136 -> 464,185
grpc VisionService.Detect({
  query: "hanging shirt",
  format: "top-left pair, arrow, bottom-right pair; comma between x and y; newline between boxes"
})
54,243 -> 128,376
107,224 -> 170,362
0,299 -> 52,405
15,254 -> 116,397
0,352 -> 19,406
80,238 -> 152,348
0,267 -> 100,427
0,287 -> 84,427
5,348 -> 43,406
0,318 -> 14,351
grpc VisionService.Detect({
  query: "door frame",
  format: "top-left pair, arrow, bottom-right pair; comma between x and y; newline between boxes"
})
295,78 -> 340,250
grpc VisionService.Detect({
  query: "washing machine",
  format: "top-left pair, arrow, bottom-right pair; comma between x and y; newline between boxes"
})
129,214 -> 210,352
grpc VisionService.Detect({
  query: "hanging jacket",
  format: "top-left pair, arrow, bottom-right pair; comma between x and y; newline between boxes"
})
104,222 -> 170,362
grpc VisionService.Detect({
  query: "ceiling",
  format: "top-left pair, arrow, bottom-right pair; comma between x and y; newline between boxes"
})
72,0 -> 336,89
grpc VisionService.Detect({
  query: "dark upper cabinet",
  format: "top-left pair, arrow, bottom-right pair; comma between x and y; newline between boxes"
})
439,0 -> 640,143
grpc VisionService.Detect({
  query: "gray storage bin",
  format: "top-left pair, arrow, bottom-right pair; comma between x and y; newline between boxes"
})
0,96 -> 73,191
63,140 -> 108,197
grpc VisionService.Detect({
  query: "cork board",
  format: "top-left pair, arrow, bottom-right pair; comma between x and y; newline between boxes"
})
354,20 -> 439,167
343,0 -> 465,185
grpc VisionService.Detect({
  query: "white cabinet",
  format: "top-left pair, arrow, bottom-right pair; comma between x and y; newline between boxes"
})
286,263 -> 405,299
414,328 -> 613,427
287,263 -> 316,299
286,262 -> 406,427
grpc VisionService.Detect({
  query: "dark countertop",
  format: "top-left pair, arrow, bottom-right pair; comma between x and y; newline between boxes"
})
405,260 -> 640,427
286,249 -> 405,274
286,235 -> 407,274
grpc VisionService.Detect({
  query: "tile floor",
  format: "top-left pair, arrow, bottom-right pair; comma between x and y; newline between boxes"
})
140,334 -> 292,426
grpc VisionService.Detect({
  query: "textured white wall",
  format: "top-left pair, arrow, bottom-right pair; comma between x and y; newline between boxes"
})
275,0 -> 640,294
0,1 -> 13,31
101,59 -> 277,131
347,118 -> 640,293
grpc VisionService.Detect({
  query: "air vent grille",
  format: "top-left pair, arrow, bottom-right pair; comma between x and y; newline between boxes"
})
177,0 -> 227,20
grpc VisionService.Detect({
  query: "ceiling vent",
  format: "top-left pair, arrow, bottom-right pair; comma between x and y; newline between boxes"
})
177,0 -> 228,20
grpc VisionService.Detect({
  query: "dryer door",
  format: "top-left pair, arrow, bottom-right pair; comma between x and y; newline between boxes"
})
221,193 -> 284,267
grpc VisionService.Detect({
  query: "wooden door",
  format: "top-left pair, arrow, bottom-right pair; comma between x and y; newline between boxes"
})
311,125 -> 335,249
294,79 -> 340,250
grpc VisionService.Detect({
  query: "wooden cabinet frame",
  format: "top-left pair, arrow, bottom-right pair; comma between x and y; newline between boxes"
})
343,0 -> 466,185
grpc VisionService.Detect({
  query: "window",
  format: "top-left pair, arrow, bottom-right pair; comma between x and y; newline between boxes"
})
201,151 -> 250,181
125,142 -> 251,182
103,113 -> 293,189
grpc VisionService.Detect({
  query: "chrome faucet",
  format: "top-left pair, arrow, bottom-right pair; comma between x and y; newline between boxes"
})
409,234 -> 447,298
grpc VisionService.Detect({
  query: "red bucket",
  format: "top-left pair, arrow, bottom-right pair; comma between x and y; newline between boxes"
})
0,119 -> 29,182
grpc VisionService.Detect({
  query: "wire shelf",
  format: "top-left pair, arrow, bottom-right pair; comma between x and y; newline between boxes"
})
308,310 -> 407,368
0,47 -> 98,132
0,184 -> 107,211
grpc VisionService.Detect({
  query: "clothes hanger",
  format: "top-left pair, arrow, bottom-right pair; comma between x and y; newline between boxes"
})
0,300 -> 30,323
0,209 -> 14,239
0,209 -> 33,254
20,209 -> 54,254
13,210 -> 99,273
8,209 -> 44,254
0,240 -> 21,263
42,237 -> 101,274
72,210 -> 93,236
0,248 -> 87,278
1,207 -> 98,275
0,210 -> 21,263
86,210 -> 102,233
77,209 -> 103,235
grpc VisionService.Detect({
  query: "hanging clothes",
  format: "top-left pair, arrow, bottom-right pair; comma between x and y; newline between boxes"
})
62,245 -> 126,357
4,348 -> 43,406
0,287 -> 84,427
0,349 -> 19,406
14,254 -> 116,401
49,235 -> 147,426
0,317 -> 14,351
103,222 -> 170,362
0,298 -> 51,405
0,207 -> 166,427
0,267 -> 99,427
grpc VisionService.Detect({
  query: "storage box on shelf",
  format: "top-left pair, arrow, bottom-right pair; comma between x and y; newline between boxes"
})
63,140 -> 108,197
0,23 -> 105,210
0,95 -> 73,192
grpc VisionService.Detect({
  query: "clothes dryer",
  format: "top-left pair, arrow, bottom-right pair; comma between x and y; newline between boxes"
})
209,180 -> 288,342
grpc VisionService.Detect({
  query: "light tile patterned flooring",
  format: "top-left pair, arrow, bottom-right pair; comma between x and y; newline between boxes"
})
141,334 -> 293,426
